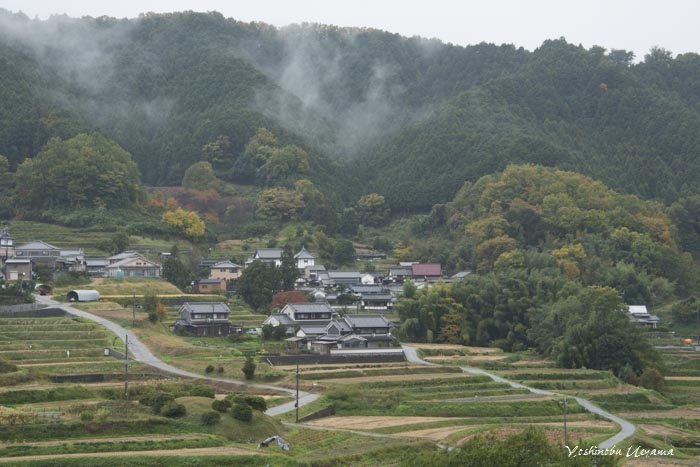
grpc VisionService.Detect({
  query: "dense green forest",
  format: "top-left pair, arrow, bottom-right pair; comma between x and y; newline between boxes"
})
1,10 -> 700,213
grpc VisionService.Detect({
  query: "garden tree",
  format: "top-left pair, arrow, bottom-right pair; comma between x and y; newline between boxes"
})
161,207 -> 206,239
279,244 -> 299,291
255,187 -> 304,220
528,286 -> 661,377
337,207 -> 360,236
356,193 -> 390,226
237,260 -> 281,310
231,128 -> 278,183
257,144 -> 309,186
162,255 -> 192,290
0,155 -> 13,218
671,195 -> 700,257
14,133 -> 143,211
392,240 -> 412,262
269,290 -> 308,311
202,134 -> 232,168
294,179 -> 336,229
671,297 -> 700,324
332,239 -> 355,265
475,235 -> 517,272
242,356 -> 256,380
312,230 -> 335,260
181,161 -> 221,191
101,229 -> 130,255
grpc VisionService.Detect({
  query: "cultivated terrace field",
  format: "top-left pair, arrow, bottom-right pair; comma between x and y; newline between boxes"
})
1,294 -> 699,465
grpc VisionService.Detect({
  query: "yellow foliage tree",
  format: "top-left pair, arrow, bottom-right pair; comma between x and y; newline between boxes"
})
162,207 -> 205,239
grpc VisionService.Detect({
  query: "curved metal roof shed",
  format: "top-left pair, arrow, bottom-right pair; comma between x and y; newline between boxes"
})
66,289 -> 100,302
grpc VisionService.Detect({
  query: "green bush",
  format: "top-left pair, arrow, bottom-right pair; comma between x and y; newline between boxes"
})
160,402 -> 187,418
205,364 -> 215,374
227,394 -> 267,412
0,358 -> 17,374
242,357 -> 256,380
231,402 -> 253,422
211,399 -> 231,413
201,411 -> 221,426
139,392 -> 175,414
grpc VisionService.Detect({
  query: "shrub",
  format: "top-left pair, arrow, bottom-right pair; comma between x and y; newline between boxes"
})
231,402 -> 252,422
0,358 -> 17,374
217,366 -> 224,374
188,385 -> 215,398
201,411 -> 221,426
242,357 -> 256,380
205,365 -> 215,374
640,367 -> 665,391
226,394 -> 267,412
139,392 -> 174,414
160,402 -> 187,418
211,399 -> 231,413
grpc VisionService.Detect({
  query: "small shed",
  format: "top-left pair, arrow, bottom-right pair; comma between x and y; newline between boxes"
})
67,289 -> 100,302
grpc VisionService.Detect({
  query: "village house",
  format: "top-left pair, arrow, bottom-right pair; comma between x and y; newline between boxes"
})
411,263 -> 443,281
105,251 -> 161,278
294,246 -> 315,270
292,314 -> 395,355
263,302 -> 335,332
197,278 -> 227,294
209,260 -> 242,281
628,305 -> 660,328
3,258 -> 31,283
173,302 -> 242,337
245,248 -> 284,267
14,240 -> 85,273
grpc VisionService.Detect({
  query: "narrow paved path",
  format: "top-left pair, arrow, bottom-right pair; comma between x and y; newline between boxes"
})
34,296 -> 319,416
402,345 -> 635,449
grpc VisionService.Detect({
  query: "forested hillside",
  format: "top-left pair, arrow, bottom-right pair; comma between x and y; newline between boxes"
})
1,10 -> 699,200
1,9 -> 700,254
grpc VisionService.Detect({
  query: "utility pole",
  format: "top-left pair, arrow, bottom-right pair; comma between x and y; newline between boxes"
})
132,293 -> 135,327
295,362 -> 300,423
124,334 -> 129,399
562,396 -> 568,446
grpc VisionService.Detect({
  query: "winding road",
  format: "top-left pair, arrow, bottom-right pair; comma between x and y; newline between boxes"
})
31,296 -> 634,447
34,295 -> 319,416
402,345 -> 635,449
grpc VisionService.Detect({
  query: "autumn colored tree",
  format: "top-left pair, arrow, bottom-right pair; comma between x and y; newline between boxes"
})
357,193 -> 390,226
162,207 -> 206,239
255,187 -> 304,220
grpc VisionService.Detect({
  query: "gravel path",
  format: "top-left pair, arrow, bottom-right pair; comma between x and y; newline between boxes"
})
402,345 -> 635,449
34,295 -> 319,416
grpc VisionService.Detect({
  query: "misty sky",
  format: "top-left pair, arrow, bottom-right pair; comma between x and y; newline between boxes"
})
3,0 -> 699,61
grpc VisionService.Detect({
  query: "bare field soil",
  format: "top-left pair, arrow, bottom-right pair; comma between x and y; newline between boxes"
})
306,416 -> 456,430
396,425 -> 477,440
319,372 -> 472,384
619,408 -> 700,418
639,424 -> 694,436
423,355 -> 506,362
408,344 -> 501,353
